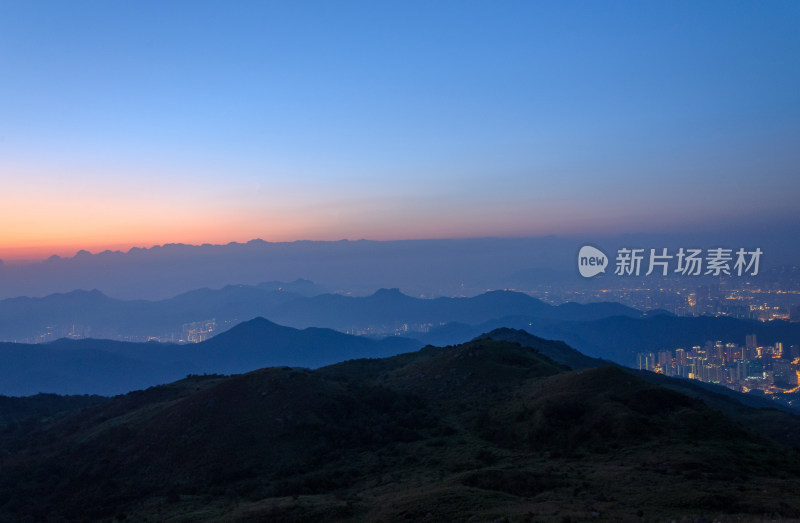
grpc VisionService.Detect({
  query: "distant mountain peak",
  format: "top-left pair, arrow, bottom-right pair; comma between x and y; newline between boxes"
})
371,288 -> 405,297
482,289 -> 525,295
199,316 -> 284,344
50,288 -> 110,300
224,316 -> 279,331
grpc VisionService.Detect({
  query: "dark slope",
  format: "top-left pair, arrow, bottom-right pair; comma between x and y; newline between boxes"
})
0,369 -> 439,521
474,327 -> 608,369
480,328 -> 800,441
3,337 -> 800,521
0,393 -> 106,426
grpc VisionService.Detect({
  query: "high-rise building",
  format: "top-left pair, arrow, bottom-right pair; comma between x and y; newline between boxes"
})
713,341 -> 724,364
745,334 -> 758,360
735,361 -> 750,382
637,352 -> 655,371
773,360 -> 797,387
725,342 -> 739,363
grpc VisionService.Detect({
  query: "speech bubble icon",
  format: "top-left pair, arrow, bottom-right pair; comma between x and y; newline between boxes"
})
578,245 -> 608,278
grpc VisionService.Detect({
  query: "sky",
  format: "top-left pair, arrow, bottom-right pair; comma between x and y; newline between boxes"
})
1,0 -> 798,262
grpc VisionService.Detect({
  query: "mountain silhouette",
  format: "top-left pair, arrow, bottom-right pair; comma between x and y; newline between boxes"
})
0,235 -> 793,300
1,334 -> 799,521
531,314 -> 800,365
5,285 -> 799,371
0,285 -> 641,343
0,318 -> 421,395
181,316 -> 420,373
475,327 -> 608,369
421,313 -> 800,366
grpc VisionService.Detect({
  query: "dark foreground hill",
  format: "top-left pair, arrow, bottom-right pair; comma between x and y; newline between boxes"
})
2,335 -> 800,522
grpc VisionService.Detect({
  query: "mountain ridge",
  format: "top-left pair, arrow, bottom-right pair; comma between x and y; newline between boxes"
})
0,317 -> 422,396
0,285 -> 642,343
2,334 -> 799,521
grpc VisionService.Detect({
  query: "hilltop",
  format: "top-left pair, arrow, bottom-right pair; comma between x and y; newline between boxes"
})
1,333 -> 799,521
0,317 -> 421,395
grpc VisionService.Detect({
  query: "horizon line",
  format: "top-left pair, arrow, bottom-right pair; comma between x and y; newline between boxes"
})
2,226 -> 792,266
1,234 -> 580,265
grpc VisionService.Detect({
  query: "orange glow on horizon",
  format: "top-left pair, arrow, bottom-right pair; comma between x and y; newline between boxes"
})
1,161 -> 745,264
0,197 -> 613,263
0,227 -> 557,264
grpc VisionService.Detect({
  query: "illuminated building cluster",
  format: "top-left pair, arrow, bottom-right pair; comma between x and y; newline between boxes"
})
181,319 -> 217,343
637,335 -> 800,404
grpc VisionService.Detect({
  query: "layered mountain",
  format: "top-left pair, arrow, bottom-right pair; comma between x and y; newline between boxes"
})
1,236 -> 794,301
520,314 -> 800,366
0,285 -> 639,343
1,334 -> 799,521
5,284 -> 799,372
0,318 -> 421,396
0,280 -> 323,342
421,313 -> 800,367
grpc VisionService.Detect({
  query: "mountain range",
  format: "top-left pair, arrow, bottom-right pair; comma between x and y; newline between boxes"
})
0,279 -> 325,342
0,285 -> 640,343
1,235 -> 794,300
0,318 -> 421,396
4,284 -> 799,373
422,314 -> 800,366
1,332 -> 799,521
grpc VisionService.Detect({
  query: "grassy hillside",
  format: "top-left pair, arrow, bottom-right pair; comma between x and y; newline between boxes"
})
1,337 -> 799,522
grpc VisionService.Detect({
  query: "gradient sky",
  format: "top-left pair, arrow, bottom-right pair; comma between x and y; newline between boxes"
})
1,1 -> 798,261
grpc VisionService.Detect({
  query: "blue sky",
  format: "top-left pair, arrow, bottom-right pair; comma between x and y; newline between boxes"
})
0,0 -> 798,259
